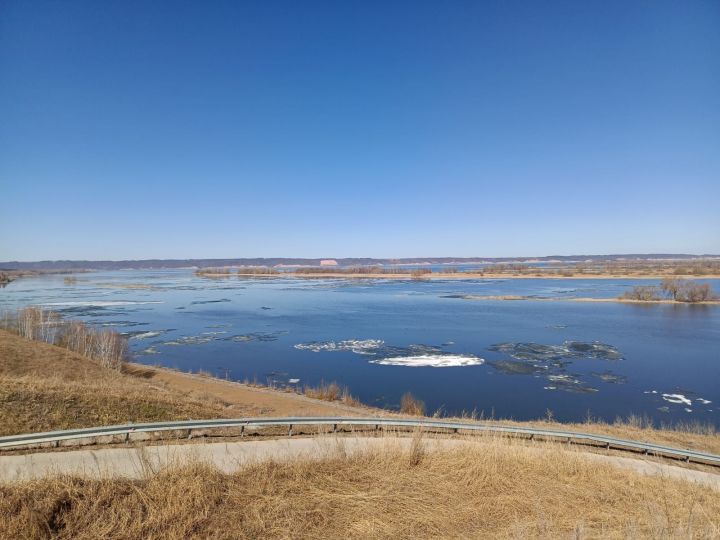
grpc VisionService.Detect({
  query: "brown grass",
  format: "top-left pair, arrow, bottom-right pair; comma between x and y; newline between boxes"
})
0,329 -> 229,436
400,392 -> 425,415
303,381 -> 362,406
1,437 -> 719,538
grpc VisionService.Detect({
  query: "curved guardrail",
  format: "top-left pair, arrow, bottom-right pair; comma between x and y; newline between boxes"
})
1,417 -> 719,467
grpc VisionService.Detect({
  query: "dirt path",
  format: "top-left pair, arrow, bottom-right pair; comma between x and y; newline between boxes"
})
3,436 -> 719,490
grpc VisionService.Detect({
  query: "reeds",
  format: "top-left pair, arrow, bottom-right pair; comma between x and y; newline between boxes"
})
1,307 -> 126,370
195,267 -> 233,276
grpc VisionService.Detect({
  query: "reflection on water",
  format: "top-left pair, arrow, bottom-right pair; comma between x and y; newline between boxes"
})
0,269 -> 718,425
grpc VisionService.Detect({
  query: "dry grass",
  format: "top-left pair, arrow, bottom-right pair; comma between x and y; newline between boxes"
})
0,329 -> 229,435
400,392 -> 426,415
1,437 -> 719,538
303,381 -> 362,406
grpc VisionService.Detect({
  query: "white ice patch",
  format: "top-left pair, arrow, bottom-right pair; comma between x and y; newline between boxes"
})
684,408 -> 693,413
42,301 -> 163,307
369,354 -> 484,368
288,378 -> 300,384
662,393 -> 692,406
129,331 -> 163,340
295,339 -> 385,354
696,398 -> 712,405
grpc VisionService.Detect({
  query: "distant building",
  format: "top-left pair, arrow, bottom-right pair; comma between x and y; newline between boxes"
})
320,259 -> 338,266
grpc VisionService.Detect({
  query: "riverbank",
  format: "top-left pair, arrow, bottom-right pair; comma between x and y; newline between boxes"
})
2,329 -> 719,454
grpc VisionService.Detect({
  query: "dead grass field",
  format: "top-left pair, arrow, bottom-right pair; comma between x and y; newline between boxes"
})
0,330 -> 353,436
2,436 -> 720,539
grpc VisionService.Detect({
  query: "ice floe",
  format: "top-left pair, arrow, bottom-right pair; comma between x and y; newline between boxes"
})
42,300 -> 163,307
128,331 -> 166,340
488,341 -> 623,361
295,339 -> 385,354
662,394 -> 693,406
294,339 -> 481,368
369,354 -> 483,368
488,340 -> 621,393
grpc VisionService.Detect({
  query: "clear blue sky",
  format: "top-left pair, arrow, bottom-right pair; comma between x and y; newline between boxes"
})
1,1 -> 718,261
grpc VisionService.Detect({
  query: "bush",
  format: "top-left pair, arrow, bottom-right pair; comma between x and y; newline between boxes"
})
400,392 -> 425,416
1,308 -> 126,370
622,286 -> 661,301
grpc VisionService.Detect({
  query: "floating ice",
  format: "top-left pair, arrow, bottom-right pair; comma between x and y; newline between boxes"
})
684,408 -> 693,413
697,398 -> 712,405
591,371 -> 627,384
662,394 -> 692,406
488,341 -> 622,361
226,331 -> 287,343
294,339 -> 385,354
369,354 -> 484,368
42,301 -> 163,307
128,331 -> 165,340
491,360 -> 544,375
163,335 -> 214,346
288,378 -> 300,384
190,299 -> 231,305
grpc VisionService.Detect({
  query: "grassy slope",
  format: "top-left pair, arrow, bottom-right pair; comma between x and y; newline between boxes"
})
2,329 -> 720,455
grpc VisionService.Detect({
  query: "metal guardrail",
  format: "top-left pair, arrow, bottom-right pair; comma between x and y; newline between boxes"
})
1,417 -> 719,466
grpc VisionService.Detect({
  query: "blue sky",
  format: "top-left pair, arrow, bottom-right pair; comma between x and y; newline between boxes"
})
1,0 -> 718,261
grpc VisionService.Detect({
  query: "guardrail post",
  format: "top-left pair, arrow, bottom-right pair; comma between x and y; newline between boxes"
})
288,425 -> 293,437
454,428 -> 459,434
124,432 -> 129,444
187,429 -> 193,440
333,424 -> 337,433
240,425 -> 245,438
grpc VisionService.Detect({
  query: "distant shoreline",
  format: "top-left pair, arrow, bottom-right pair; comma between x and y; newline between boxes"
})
226,272 -> 720,280
450,294 -> 720,305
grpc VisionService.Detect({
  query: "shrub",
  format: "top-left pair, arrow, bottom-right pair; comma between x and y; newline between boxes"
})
622,286 -> 661,301
1,308 -> 126,371
400,392 -> 425,416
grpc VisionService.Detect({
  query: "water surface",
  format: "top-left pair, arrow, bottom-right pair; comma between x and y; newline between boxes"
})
1,270 -> 718,426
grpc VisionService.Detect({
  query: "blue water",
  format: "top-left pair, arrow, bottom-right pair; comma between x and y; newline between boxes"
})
1,270 -> 718,426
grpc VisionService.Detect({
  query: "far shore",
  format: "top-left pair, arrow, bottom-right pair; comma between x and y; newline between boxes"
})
453,295 -> 720,305
227,272 -> 720,280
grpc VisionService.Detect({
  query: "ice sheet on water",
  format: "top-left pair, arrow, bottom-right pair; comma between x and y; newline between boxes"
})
43,301 -> 163,307
126,330 -> 172,340
488,341 -> 622,393
294,339 -> 482,368
224,331 -> 287,343
662,393 -> 693,406
488,341 -> 623,361
294,339 -> 385,354
190,299 -> 232,305
369,354 -> 483,368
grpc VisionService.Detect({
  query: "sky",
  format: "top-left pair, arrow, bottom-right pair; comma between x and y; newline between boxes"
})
1,1 -> 719,261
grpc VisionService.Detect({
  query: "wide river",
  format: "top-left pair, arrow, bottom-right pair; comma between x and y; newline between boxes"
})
2,270 -> 718,426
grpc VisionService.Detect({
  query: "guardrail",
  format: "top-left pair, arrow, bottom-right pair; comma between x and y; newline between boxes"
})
1,417 -> 719,466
